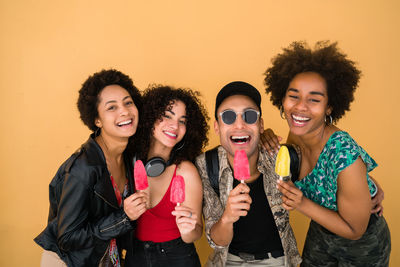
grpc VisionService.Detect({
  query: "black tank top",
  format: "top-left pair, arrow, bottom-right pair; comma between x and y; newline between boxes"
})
229,174 -> 283,254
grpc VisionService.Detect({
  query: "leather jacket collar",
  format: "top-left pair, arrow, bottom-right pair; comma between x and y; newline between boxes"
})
85,133 -> 133,209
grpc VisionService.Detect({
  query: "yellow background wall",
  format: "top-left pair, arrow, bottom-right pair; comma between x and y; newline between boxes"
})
1,1 -> 398,266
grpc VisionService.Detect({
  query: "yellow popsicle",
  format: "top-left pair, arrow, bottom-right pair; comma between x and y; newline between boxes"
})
275,145 -> 290,179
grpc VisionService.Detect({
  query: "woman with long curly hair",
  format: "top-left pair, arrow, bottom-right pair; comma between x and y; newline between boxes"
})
264,41 -> 391,266
125,85 -> 209,267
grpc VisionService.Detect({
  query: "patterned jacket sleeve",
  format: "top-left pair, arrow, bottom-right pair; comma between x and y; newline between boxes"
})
195,153 -> 227,249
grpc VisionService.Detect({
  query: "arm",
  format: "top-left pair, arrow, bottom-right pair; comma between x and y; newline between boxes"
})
209,183 -> 251,246
171,161 -> 203,243
57,168 -> 146,251
277,157 -> 371,240
195,155 -> 227,249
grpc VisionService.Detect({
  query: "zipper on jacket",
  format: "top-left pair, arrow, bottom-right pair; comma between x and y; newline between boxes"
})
94,191 -> 119,209
100,217 -> 129,233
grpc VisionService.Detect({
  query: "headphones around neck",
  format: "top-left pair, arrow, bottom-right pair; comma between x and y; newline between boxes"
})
134,140 -> 185,177
144,157 -> 174,177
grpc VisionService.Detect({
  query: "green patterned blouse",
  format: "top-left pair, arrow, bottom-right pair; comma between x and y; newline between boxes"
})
295,131 -> 377,211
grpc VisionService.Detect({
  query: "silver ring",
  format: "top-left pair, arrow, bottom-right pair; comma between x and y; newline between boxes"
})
189,211 -> 192,218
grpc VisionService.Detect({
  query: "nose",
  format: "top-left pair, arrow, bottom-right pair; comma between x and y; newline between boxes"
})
168,119 -> 179,129
232,113 -> 246,129
294,98 -> 307,111
120,105 -> 129,116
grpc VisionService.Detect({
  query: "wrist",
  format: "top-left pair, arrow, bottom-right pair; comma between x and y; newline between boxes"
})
220,213 -> 234,228
297,197 -> 309,213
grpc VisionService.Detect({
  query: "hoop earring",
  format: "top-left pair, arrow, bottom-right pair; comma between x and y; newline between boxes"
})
280,106 -> 286,120
325,115 -> 333,125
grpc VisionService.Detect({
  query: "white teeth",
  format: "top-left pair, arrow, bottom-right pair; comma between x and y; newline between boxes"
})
292,115 -> 310,121
164,131 -> 177,137
118,120 -> 132,126
232,135 -> 249,140
231,135 -> 249,144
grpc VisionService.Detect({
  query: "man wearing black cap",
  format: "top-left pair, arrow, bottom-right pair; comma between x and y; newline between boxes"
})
195,81 -> 301,267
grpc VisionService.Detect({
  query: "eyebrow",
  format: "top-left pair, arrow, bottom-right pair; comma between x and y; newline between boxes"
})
166,109 -> 188,119
104,96 -> 132,106
287,88 -> 325,97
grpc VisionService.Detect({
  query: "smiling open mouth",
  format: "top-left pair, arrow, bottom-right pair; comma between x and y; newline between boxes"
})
164,131 -> 177,138
117,120 -> 132,127
231,135 -> 250,144
292,115 -> 310,125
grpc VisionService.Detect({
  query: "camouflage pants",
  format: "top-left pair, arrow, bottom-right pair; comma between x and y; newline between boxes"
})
301,214 -> 391,267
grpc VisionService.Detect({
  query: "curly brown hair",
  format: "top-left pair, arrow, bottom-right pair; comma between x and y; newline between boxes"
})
264,41 -> 361,123
133,85 -> 209,164
77,69 -> 142,131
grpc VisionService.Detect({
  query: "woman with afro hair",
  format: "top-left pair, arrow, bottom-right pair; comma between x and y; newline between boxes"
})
35,69 -> 147,267
125,85 -> 209,267
264,41 -> 391,266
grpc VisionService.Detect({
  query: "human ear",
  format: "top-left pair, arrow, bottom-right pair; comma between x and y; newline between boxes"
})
214,120 -> 220,136
95,119 -> 102,128
259,117 -> 264,134
326,106 -> 333,116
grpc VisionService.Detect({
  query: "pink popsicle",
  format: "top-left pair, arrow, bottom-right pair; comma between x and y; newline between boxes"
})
170,175 -> 185,206
134,160 -> 148,191
233,149 -> 250,183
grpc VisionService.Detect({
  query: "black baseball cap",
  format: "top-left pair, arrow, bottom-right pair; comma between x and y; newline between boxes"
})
215,81 -> 262,120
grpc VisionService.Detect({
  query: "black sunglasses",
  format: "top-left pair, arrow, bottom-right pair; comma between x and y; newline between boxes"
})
219,109 -> 260,125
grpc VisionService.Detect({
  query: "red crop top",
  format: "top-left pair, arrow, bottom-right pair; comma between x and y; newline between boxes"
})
135,166 -> 181,242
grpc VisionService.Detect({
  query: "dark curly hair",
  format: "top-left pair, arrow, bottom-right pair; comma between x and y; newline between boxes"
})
77,69 -> 142,131
133,85 -> 209,165
264,41 -> 361,123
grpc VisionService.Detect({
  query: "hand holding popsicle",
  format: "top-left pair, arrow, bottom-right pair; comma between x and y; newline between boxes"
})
123,191 -> 148,220
134,160 -> 148,191
170,175 -> 185,206
223,183 -> 252,223
277,179 -> 304,211
172,205 -> 197,235
233,150 -> 250,183
275,145 -> 290,180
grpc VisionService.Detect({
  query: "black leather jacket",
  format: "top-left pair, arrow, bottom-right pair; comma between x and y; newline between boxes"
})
34,134 -> 135,267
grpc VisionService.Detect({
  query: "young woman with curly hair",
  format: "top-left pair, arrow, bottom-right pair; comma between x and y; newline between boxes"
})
125,85 -> 209,267
34,69 -> 148,267
264,41 -> 391,266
